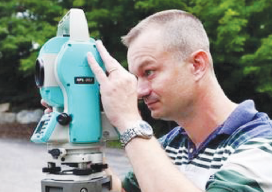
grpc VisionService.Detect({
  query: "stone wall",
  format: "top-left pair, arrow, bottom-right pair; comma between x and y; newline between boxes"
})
0,103 -> 43,139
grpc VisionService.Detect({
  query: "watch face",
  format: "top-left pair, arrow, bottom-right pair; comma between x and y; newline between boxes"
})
139,122 -> 153,136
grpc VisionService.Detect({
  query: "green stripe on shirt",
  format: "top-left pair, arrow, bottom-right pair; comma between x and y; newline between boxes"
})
206,170 -> 263,192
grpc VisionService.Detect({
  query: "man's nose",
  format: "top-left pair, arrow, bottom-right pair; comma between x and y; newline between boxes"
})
137,79 -> 151,99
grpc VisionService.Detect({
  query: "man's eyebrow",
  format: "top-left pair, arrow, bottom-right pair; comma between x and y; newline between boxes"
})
129,56 -> 157,75
131,61 -> 153,76
137,58 -> 157,70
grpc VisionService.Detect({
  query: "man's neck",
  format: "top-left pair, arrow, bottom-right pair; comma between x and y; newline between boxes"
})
176,79 -> 237,147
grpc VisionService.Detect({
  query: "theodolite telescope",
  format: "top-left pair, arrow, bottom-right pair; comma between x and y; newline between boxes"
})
31,8 -> 117,192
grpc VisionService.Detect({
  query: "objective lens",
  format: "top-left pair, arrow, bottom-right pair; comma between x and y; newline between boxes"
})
35,58 -> 44,87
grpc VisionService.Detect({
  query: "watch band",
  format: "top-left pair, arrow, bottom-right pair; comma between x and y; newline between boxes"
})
120,121 -> 153,147
120,128 -> 138,147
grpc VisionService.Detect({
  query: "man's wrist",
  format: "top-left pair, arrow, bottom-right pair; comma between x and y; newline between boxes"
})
115,116 -> 143,134
119,120 -> 153,147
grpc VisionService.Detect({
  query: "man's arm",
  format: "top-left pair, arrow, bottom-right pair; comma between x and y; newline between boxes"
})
87,40 -> 202,192
125,136 -> 202,192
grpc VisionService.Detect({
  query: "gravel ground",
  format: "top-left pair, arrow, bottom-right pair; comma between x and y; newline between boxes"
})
0,138 -> 132,192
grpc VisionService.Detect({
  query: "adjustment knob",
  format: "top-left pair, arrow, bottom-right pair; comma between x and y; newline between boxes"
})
48,149 -> 61,159
57,113 -> 71,125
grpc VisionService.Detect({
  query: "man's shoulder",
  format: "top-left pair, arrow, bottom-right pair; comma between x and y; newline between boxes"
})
238,111 -> 272,136
217,100 -> 272,147
224,111 -> 272,149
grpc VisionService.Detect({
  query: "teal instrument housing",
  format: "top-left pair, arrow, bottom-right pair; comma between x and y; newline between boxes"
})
40,87 -> 64,108
31,31 -> 104,144
38,37 -> 69,108
40,37 -> 69,54
57,39 -> 103,143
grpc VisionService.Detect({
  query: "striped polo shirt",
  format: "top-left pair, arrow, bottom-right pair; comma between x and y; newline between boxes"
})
123,100 -> 272,192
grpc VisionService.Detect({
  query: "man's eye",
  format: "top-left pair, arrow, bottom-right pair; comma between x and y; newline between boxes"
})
145,70 -> 154,77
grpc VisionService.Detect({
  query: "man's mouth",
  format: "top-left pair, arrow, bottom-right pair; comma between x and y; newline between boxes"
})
145,99 -> 159,108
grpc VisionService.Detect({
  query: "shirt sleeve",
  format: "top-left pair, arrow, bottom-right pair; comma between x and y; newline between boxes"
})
206,137 -> 272,192
122,171 -> 141,192
206,169 -> 263,192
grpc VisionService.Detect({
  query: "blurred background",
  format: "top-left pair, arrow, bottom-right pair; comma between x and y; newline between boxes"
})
0,0 -> 271,191
0,0 -> 272,137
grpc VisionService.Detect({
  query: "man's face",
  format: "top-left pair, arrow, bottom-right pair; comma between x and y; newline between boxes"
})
128,28 -> 196,121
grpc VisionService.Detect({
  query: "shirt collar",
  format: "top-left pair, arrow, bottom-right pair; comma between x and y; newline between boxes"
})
177,100 -> 258,148
217,100 -> 258,135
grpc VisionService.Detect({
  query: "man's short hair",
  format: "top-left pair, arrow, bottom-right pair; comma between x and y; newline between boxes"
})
122,9 -> 210,61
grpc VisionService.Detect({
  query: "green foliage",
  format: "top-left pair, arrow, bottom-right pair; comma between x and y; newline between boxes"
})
106,140 -> 122,149
135,0 -> 188,11
187,0 -> 272,112
0,0 -> 271,131
0,0 -> 61,108
242,35 -> 272,94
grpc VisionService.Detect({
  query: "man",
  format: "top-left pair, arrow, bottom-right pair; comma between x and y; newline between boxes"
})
87,9 -> 272,192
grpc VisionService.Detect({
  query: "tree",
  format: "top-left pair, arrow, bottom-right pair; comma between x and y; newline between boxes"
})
0,0 -> 63,108
189,0 -> 272,114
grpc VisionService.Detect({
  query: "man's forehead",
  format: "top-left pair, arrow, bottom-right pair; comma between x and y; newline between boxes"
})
127,45 -> 159,73
126,27 -> 165,71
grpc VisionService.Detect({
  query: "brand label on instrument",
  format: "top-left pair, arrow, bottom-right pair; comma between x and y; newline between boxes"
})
74,77 -> 94,84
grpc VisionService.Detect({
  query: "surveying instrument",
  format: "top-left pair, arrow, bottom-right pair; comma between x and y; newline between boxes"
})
31,8 -> 118,192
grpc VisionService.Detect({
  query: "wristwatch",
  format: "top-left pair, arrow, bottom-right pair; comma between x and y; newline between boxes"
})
120,121 -> 153,147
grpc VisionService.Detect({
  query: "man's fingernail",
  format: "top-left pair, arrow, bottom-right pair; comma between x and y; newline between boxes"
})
96,39 -> 102,44
87,52 -> 92,57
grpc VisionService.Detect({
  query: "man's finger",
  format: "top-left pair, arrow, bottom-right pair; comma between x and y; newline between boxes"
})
41,99 -> 51,108
87,52 -> 108,84
40,99 -> 53,114
96,40 -> 121,71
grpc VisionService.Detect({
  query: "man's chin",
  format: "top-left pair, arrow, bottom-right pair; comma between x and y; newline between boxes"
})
150,110 -> 160,119
151,110 -> 172,121
151,110 -> 164,120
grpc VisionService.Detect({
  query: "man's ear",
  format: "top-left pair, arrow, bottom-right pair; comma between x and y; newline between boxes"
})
188,50 -> 210,81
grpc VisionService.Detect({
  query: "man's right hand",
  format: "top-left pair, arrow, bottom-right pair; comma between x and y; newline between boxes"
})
87,40 -> 142,134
